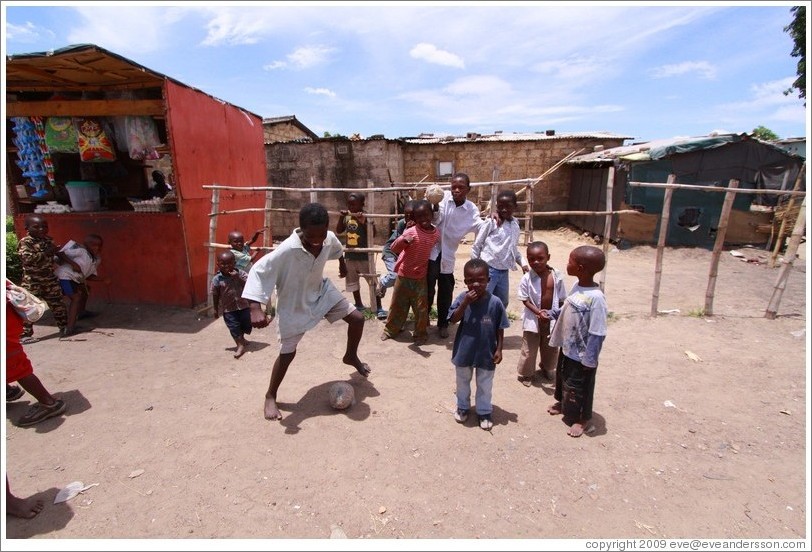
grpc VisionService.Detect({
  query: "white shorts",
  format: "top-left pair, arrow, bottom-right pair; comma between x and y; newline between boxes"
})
278,297 -> 356,354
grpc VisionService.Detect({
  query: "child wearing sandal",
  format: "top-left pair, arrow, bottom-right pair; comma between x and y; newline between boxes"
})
211,250 -> 253,359
5,279 -> 67,427
542,245 -> 608,438
516,241 -> 567,387
243,202 -> 372,422
448,258 -> 510,431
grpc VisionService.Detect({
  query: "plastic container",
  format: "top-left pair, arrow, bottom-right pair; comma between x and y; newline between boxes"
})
65,181 -> 101,212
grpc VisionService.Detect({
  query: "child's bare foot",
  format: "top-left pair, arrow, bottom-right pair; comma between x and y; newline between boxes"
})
234,341 -> 248,359
7,495 -> 44,519
568,420 -> 590,438
547,402 -> 562,415
342,355 -> 371,378
264,396 -> 282,420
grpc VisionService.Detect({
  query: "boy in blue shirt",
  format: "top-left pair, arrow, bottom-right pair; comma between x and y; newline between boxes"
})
448,258 -> 510,431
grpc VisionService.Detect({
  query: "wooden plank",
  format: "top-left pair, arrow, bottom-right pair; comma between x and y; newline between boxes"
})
766,196 -> 807,319
5,99 -> 165,117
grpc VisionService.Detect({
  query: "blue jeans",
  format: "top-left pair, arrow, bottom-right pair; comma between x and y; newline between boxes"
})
379,255 -> 397,289
455,365 -> 495,416
486,267 -> 510,308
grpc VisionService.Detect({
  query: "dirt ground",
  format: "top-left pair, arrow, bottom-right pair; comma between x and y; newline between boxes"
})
3,226 -> 808,546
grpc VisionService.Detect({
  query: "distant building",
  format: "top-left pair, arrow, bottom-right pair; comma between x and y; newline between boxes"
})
262,115 -> 318,143
773,137 -> 806,159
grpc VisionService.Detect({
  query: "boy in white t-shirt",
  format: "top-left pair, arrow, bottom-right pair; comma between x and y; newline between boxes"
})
55,234 -> 106,336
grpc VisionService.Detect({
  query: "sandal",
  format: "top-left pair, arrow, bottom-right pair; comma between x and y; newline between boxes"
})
7,384 -> 25,402
17,399 -> 67,427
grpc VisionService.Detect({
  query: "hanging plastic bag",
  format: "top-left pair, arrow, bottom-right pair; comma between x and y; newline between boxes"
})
76,117 -> 116,162
45,117 -> 79,153
124,116 -> 161,161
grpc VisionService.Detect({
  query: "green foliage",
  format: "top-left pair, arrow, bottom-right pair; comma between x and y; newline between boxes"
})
5,215 -> 23,283
687,307 -> 706,318
751,125 -> 779,141
784,6 -> 806,104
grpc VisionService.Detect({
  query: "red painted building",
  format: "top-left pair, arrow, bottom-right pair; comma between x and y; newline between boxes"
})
6,44 -> 268,307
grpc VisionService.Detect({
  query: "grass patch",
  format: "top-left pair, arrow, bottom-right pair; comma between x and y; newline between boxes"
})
687,308 -> 706,318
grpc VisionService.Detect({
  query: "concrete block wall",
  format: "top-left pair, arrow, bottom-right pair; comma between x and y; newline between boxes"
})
265,139 -> 403,241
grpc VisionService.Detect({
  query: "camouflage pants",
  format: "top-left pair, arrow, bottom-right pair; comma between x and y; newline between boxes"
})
21,275 -> 68,333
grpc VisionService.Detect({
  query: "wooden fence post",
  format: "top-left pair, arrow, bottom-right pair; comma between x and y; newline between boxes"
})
766,196 -> 807,319
704,179 -> 739,316
600,165 -> 615,293
366,180 -> 378,311
769,162 -> 805,267
206,187 -> 221,313
650,175 -> 676,317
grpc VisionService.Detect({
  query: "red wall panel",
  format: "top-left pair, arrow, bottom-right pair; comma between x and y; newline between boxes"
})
14,213 -> 193,306
164,81 -> 268,305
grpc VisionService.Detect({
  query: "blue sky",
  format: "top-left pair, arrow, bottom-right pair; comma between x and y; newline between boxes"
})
3,2 -> 808,142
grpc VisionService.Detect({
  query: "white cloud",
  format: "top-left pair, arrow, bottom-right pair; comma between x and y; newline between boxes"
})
66,7 -> 187,55
650,61 -> 717,80
288,45 -> 334,69
409,43 -> 465,69
201,10 -> 269,46
263,61 -> 287,71
305,87 -> 336,98
263,45 -> 334,72
6,21 -> 53,43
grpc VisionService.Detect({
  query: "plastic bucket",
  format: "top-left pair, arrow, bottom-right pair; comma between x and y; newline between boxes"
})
65,181 -> 101,212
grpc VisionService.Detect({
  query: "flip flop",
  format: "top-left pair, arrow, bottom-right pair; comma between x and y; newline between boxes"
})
18,399 -> 67,427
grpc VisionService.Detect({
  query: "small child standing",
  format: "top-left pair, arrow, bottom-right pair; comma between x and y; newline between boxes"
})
228,228 -> 266,272
54,234 -> 105,337
17,214 -> 69,338
516,241 -> 567,386
375,199 -> 416,319
543,245 -> 608,438
336,192 -> 381,313
448,258 -> 510,431
380,200 -> 438,345
211,250 -> 253,359
471,190 -> 528,308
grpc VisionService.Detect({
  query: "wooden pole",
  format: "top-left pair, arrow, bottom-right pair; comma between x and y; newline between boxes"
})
366,180 -> 378,311
769,163 -> 805,267
600,165 -> 615,293
263,189 -> 273,251
525,180 -> 534,245
704,179 -> 740,316
650,175 -> 676,317
765,196 -> 806,319
206,187 -> 221,313
310,176 -> 317,203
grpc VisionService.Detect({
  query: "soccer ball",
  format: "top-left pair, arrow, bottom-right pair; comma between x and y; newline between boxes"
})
425,184 -> 445,205
328,382 -> 355,410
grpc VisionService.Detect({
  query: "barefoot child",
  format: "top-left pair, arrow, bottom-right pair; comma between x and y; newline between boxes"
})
448,258 -> 510,431
516,241 -> 567,386
211,251 -> 253,359
375,199 -> 416,320
336,192 -> 382,313
380,200 -> 439,345
243,203 -> 372,421
543,245 -> 608,437
54,233 -> 106,337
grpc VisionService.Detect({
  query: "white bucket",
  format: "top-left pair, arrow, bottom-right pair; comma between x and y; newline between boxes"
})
65,181 -> 101,212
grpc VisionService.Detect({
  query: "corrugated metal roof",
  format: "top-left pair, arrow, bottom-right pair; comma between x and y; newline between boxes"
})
566,133 -> 805,165
401,130 -> 633,144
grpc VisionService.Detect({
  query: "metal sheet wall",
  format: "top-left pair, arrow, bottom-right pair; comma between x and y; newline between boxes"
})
164,81 -> 267,306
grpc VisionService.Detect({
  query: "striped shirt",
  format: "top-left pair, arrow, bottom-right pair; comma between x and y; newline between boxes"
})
392,225 -> 439,279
